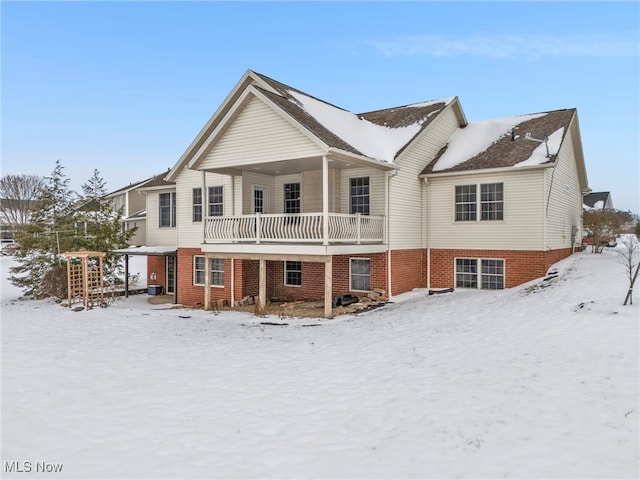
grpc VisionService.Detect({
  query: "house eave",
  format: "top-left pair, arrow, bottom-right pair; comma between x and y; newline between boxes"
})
420,162 -> 555,179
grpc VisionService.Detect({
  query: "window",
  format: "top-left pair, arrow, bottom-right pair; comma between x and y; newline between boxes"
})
193,188 -> 202,222
208,186 -> 224,217
455,183 -> 503,221
210,258 -> 224,287
193,256 -> 224,287
481,259 -> 504,289
455,185 -> 477,221
285,261 -> 302,287
194,256 -> 206,285
350,258 -> 371,291
284,183 -> 301,214
455,258 -> 504,289
480,183 -> 504,220
159,192 -> 176,227
455,258 -> 478,288
350,177 -> 370,215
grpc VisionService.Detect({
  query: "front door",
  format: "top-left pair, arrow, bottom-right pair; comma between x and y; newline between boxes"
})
166,255 -> 176,295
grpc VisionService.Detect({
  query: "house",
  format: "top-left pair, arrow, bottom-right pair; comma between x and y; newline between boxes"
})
133,70 -> 589,318
583,191 -> 613,211
106,171 -> 174,246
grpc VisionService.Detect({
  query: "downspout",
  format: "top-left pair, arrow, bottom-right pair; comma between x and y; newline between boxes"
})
386,169 -> 398,298
424,177 -> 431,289
230,175 -> 235,307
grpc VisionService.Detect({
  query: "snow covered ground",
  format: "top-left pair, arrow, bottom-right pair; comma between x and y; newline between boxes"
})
1,249 -> 638,479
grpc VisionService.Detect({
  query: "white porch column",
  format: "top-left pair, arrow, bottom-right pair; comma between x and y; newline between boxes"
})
258,259 -> 267,315
202,170 -> 207,242
324,256 -> 333,319
204,255 -> 211,310
322,156 -> 329,246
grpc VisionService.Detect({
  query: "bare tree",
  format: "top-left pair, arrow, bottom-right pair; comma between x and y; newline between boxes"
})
618,234 -> 640,305
0,174 -> 46,229
582,209 -> 626,253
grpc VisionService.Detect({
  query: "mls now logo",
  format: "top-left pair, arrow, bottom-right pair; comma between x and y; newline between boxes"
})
4,460 -> 63,473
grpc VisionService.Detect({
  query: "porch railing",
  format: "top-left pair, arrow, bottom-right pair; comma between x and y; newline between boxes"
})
204,213 -> 384,244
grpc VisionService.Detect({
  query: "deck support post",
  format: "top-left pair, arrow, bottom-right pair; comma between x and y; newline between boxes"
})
204,255 -> 211,310
258,259 -> 267,315
324,256 -> 333,319
124,254 -> 129,298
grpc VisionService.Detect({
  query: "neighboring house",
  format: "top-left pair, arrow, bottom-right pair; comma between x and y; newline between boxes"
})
583,191 -> 613,211
138,70 -> 589,318
106,171 -> 174,246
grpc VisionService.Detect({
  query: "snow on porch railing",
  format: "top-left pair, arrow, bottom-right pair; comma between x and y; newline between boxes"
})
205,213 -> 384,244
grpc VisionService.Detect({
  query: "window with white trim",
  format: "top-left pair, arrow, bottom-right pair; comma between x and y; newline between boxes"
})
350,258 -> 371,291
208,186 -> 224,217
455,183 -> 503,221
480,183 -> 504,220
350,177 -> 370,215
284,261 -> 302,287
284,183 -> 301,214
193,256 -> 224,287
193,188 -> 202,222
455,258 -> 504,289
159,192 -> 176,227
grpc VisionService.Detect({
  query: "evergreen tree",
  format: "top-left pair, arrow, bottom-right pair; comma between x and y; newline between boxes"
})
74,169 -> 134,278
10,163 -> 134,299
11,160 -> 77,296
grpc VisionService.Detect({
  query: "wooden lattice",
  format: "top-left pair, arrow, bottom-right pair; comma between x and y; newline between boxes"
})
63,251 -> 106,308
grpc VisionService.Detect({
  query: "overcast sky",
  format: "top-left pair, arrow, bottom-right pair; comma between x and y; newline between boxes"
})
2,1 -> 638,212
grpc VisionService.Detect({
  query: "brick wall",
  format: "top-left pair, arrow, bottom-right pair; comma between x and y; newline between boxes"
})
147,256 -> 166,287
429,248 -> 574,289
176,248 -> 234,307
390,249 -> 427,296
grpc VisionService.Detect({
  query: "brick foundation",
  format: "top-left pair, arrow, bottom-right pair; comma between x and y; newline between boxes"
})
429,248 -> 574,289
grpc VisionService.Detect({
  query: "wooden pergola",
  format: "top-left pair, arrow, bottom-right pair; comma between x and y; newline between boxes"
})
63,250 -> 106,308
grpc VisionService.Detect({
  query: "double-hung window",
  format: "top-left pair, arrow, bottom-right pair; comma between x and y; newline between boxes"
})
480,183 -> 504,220
455,185 -> 477,221
193,256 -> 224,287
284,261 -> 302,287
455,258 -> 504,289
350,177 -> 370,215
193,188 -> 202,222
350,258 -> 371,291
455,183 -> 503,221
208,186 -> 224,217
159,192 -> 176,227
284,183 -> 301,214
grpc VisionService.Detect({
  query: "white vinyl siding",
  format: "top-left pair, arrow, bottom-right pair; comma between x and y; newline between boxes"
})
200,95 -> 324,170
428,169 -> 546,251
544,125 -> 584,250
340,168 -> 385,217
144,190 -> 177,247
174,169 -> 233,248
390,104 -> 462,250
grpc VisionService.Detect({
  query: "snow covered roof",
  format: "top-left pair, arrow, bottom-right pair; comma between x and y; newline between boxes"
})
112,246 -> 176,256
583,192 -> 612,211
421,108 -> 576,175
252,71 -> 454,163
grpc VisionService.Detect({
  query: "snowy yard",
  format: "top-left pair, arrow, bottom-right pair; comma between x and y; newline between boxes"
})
1,250 -> 638,479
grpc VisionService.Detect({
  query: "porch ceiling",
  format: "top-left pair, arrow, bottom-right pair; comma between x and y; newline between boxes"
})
195,154 -> 393,176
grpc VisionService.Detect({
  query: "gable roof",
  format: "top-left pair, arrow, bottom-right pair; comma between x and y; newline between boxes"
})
107,170 -> 175,198
421,108 -> 578,175
583,191 -> 612,210
168,70 -> 462,181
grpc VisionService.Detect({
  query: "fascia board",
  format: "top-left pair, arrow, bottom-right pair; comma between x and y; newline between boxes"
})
420,162 -> 554,179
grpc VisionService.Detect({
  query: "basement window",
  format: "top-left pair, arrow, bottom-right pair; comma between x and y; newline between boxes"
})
455,258 -> 504,290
